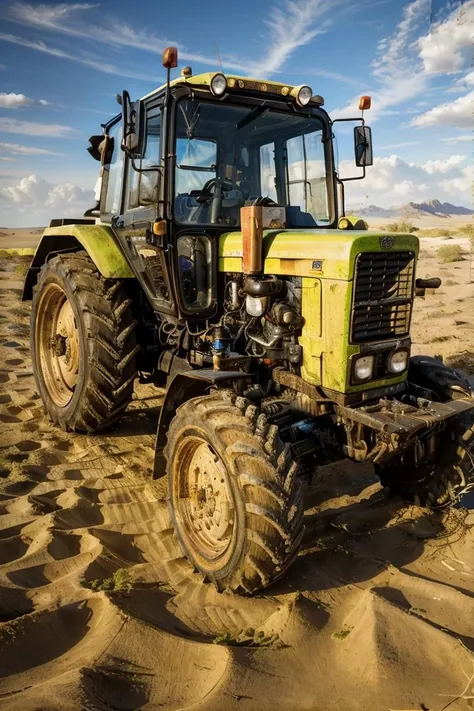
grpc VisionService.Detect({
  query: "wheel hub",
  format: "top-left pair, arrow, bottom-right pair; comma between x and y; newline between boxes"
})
175,437 -> 234,561
36,283 -> 80,408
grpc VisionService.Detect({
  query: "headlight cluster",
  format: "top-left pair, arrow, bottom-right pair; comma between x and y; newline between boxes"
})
353,349 -> 408,383
209,74 -> 314,106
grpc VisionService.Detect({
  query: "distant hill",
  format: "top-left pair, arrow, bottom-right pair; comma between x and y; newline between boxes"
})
353,200 -> 473,218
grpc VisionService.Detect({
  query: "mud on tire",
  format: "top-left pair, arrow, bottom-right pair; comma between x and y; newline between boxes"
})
165,390 -> 306,594
31,250 -> 138,433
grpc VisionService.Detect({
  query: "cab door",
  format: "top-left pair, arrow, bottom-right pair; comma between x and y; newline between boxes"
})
104,102 -> 176,317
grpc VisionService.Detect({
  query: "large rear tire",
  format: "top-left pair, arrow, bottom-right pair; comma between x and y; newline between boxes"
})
31,251 -> 138,433
165,390 -> 306,594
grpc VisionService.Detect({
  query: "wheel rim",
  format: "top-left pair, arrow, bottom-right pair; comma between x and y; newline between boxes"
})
173,435 -> 234,564
36,283 -> 80,408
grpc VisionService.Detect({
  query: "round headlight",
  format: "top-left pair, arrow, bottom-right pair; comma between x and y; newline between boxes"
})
388,350 -> 408,374
354,355 -> 374,381
210,73 -> 227,96
296,85 -> 313,106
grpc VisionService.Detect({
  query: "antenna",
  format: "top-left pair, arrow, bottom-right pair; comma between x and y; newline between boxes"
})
214,42 -> 223,72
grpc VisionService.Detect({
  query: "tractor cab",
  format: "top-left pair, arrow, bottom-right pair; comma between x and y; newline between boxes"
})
88,48 -> 373,322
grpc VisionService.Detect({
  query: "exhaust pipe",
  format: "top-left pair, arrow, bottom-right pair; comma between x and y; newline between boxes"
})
241,206 -> 264,276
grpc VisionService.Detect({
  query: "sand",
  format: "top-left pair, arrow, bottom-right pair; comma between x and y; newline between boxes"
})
1,244 -> 474,710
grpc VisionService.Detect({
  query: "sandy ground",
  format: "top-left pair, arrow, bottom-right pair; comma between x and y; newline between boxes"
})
367,215 -> 472,231
1,247 -> 474,710
0,228 -> 44,251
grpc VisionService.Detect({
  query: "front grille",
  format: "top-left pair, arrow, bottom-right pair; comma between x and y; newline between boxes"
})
351,251 -> 415,343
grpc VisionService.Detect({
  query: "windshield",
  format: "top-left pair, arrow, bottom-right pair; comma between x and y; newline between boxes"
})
174,98 -> 331,228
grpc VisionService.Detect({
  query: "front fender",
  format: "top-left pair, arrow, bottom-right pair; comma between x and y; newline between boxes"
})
22,223 -> 134,300
153,370 -> 252,478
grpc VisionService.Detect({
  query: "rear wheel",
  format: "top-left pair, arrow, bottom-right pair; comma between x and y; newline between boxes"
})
165,390 -> 306,594
31,251 -> 138,432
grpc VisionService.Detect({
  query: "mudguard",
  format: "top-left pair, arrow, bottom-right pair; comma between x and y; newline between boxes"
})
22,223 -> 134,300
153,370 -> 252,478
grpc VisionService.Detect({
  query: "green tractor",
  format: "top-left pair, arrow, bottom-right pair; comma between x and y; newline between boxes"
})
24,48 -> 474,594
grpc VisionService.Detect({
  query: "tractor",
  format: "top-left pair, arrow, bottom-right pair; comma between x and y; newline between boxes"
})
23,48 -> 474,594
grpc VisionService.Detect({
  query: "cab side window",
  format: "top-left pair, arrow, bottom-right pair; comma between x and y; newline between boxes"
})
127,110 -> 161,209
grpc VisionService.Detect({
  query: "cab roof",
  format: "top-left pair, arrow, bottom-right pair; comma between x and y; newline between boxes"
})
140,71 -> 301,102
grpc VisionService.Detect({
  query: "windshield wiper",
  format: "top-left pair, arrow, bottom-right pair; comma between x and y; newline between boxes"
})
236,105 -> 268,131
180,103 -> 201,138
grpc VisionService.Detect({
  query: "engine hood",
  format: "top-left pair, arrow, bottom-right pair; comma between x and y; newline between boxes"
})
219,229 -> 419,280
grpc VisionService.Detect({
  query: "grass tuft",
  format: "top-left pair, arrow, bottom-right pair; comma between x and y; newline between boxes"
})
416,227 -> 453,238
437,244 -> 463,263
0,248 -> 35,258
333,626 -> 354,640
382,220 -> 418,233
83,567 -> 133,593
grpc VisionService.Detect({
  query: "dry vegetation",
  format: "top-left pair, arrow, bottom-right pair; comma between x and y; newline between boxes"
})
437,244 -> 464,263
381,220 -> 473,239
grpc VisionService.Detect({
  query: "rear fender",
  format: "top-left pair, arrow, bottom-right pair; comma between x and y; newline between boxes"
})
22,223 -> 134,300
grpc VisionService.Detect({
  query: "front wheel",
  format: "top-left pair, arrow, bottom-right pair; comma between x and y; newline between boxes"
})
376,414 -> 474,508
165,390 -> 306,594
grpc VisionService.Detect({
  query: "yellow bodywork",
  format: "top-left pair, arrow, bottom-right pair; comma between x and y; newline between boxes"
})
219,229 -> 419,394
37,224 -> 134,278
141,72 -> 300,102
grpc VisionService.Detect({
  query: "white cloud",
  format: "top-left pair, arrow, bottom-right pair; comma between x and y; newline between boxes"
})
451,69 -> 474,91
0,92 -> 48,108
378,141 -> 420,150
0,174 -> 94,227
6,1 -> 249,73
0,118 -> 75,137
422,154 -> 467,174
418,0 -> 474,74
342,153 -> 473,208
411,90 -> 474,128
0,142 -> 61,155
441,134 -> 473,144
0,32 -> 158,82
248,0 -> 335,75
332,0 -> 431,121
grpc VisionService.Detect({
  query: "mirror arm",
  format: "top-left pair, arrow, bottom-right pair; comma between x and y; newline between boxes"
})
332,116 -> 371,181
338,164 -> 366,183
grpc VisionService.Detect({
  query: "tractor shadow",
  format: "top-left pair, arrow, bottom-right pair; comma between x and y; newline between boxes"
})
272,459 -> 467,596
101,386 -> 165,438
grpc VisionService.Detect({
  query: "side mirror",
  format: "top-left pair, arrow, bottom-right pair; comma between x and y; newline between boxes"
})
354,125 -> 373,167
87,135 -> 105,162
118,90 -> 142,155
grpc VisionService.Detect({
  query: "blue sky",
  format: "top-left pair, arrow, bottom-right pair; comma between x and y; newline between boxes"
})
0,0 -> 473,226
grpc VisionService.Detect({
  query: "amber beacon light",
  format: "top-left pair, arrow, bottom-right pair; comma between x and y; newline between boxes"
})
162,46 -> 178,69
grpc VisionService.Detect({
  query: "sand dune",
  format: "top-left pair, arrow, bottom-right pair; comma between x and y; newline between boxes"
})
1,253 -> 474,710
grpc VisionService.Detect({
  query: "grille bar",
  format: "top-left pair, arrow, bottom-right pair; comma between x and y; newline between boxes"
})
351,251 -> 415,343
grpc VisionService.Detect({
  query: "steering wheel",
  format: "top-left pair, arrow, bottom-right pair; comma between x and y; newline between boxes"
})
250,196 -> 280,207
189,178 -> 233,204
204,177 -> 233,194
